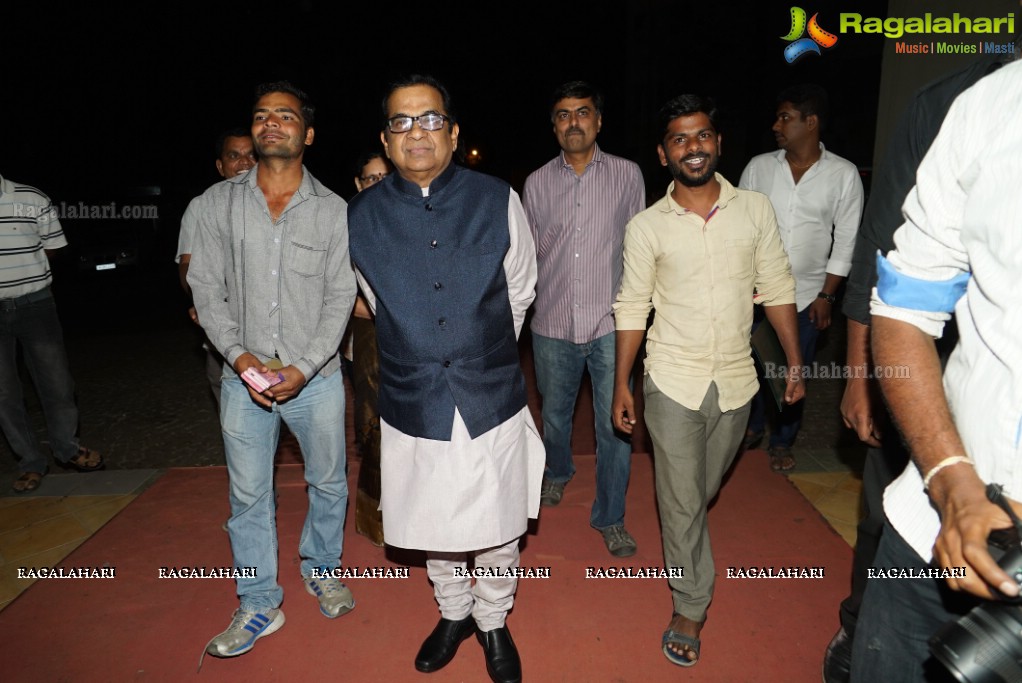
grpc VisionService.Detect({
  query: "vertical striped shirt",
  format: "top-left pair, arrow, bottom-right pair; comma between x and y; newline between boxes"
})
0,175 -> 67,297
523,145 -> 644,343
871,60 -> 1022,562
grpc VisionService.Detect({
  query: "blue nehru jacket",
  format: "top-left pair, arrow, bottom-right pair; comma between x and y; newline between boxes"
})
348,163 -> 527,441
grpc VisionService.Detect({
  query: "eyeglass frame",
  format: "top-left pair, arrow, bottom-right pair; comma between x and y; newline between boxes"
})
385,112 -> 451,134
359,172 -> 389,186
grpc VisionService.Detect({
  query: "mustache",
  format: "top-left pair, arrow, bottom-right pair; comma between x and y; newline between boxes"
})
566,127 -> 584,135
682,153 -> 709,161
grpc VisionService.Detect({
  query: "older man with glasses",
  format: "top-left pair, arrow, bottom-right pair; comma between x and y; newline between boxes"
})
348,74 -> 541,683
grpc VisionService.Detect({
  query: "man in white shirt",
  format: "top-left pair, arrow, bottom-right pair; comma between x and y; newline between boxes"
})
854,60 -> 1022,681
739,84 -> 862,471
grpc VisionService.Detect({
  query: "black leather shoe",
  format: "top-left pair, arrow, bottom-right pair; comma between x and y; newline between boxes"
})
414,615 -> 476,673
476,626 -> 522,683
823,626 -> 852,683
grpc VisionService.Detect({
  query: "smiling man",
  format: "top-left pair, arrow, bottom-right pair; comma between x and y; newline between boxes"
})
348,74 -> 541,683
523,81 -> 644,558
188,81 -> 357,660
612,94 -> 802,668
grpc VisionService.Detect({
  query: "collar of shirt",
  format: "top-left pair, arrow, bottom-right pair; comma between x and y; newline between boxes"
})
657,173 -> 738,217
237,164 -> 330,215
558,143 -> 604,174
240,163 -> 328,197
390,161 -> 457,198
776,142 -> 829,178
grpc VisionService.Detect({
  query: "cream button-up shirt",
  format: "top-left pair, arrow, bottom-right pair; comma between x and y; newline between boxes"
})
614,174 -> 795,412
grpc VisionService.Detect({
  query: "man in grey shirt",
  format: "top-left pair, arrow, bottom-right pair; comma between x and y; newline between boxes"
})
189,81 -> 357,660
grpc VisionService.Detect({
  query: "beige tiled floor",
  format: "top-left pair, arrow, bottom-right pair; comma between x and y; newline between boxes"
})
0,494 -> 136,612
789,470 -> 864,546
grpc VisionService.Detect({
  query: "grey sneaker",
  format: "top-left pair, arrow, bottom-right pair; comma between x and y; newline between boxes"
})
304,571 -> 355,618
205,607 -> 285,658
601,525 -> 637,557
540,479 -> 566,507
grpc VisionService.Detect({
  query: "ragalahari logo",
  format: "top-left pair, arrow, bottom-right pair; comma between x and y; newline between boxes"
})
781,7 -> 838,63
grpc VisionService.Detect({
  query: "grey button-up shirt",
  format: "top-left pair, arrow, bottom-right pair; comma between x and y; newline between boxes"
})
187,165 -> 356,381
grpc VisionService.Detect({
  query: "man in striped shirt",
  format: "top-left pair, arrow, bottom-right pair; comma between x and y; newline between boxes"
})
523,81 -> 645,557
1,174 -> 103,493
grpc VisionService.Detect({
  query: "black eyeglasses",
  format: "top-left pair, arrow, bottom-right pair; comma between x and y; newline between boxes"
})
386,112 -> 449,133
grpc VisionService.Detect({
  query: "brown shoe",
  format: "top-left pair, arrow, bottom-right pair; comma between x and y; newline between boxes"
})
63,447 -> 104,472
12,471 -> 44,493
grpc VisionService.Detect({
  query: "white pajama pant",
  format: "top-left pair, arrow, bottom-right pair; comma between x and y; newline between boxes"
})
426,538 -> 520,631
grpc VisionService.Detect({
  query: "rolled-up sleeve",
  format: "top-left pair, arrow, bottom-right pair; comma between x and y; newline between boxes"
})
613,217 -> 656,330
825,167 -> 863,277
871,94 -> 971,339
751,200 -> 796,306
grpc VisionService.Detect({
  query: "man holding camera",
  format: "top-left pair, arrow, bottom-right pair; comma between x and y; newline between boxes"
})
854,61 -> 1022,681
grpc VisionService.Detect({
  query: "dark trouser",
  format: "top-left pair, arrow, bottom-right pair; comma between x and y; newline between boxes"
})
839,439 -> 910,637
850,522 -> 976,683
351,316 -> 383,545
0,288 -> 81,474
748,306 -> 820,448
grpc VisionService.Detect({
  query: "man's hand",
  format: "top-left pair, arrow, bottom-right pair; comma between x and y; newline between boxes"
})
265,365 -> 307,403
612,384 -> 637,434
930,467 -> 1022,600
784,365 -> 806,405
841,377 -> 882,447
807,297 -> 832,331
233,352 -> 273,407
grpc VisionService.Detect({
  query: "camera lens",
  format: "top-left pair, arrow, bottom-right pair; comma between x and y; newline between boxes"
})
930,601 -> 1022,683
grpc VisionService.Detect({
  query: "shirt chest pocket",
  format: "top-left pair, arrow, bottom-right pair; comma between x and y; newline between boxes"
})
289,240 -> 327,277
724,238 -> 754,279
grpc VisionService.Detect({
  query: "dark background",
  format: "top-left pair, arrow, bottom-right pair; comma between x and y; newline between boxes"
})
6,0 -> 885,203
1,0 -> 892,470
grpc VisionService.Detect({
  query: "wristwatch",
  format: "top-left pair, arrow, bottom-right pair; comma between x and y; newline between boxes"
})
817,291 -> 837,304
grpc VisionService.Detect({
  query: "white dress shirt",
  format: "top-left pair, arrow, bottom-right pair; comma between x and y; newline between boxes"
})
740,144 -> 862,311
871,60 -> 1022,562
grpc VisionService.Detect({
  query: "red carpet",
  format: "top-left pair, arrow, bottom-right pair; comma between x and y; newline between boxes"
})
0,452 -> 850,682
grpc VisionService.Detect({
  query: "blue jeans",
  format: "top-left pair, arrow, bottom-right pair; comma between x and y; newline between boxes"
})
532,331 -> 631,529
850,522 -> 975,682
0,289 -> 81,474
748,306 -> 820,448
221,370 -> 348,611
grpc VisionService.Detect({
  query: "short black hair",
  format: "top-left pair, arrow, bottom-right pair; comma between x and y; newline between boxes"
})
777,83 -> 828,130
380,74 -> 457,130
253,80 -> 315,128
657,94 -> 719,142
354,150 -> 393,178
214,127 -> 252,159
549,80 -> 604,119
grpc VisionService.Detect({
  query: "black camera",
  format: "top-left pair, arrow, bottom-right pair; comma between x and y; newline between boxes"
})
929,528 -> 1022,682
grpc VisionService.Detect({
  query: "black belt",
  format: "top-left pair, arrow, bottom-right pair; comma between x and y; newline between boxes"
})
0,287 -> 53,310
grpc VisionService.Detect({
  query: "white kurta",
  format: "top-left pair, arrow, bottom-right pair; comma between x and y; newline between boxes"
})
357,190 -> 544,552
